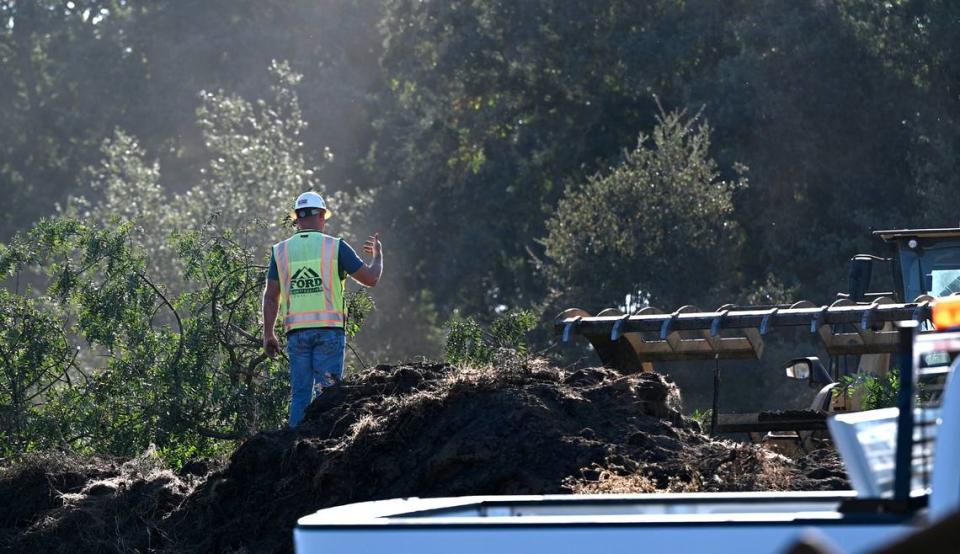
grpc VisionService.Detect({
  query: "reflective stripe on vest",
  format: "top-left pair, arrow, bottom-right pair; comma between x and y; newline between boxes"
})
273,232 -> 346,332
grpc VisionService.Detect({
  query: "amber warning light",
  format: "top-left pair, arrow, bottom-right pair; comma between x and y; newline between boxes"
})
932,296 -> 960,330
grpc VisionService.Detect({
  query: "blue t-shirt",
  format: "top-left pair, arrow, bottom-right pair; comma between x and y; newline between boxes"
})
267,235 -> 364,281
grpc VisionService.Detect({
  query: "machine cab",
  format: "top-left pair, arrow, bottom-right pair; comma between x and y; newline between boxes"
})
866,228 -> 960,302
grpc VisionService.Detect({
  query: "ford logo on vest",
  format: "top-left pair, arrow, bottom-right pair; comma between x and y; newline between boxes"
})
290,267 -> 324,295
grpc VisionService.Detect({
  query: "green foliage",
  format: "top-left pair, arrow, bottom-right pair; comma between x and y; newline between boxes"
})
689,408 -> 713,434
836,370 -> 901,411
0,289 -> 79,457
345,288 -> 375,339
543,107 -> 745,312
444,309 -> 537,366
0,0 -> 146,240
372,0 -> 960,322
444,316 -> 487,366
490,310 -> 539,357
0,216 -> 295,463
744,274 -> 800,307
373,0 -> 683,315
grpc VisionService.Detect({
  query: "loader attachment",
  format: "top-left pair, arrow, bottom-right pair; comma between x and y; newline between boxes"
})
557,299 -> 932,442
556,298 -> 931,372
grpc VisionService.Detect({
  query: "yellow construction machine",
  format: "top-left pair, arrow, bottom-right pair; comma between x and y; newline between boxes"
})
556,228 -> 960,443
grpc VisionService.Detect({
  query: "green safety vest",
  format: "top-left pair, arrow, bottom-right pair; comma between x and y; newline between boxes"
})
273,231 -> 346,333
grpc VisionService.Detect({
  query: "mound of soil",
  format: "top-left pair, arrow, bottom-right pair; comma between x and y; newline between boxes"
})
2,361 -> 849,552
0,448 -> 202,552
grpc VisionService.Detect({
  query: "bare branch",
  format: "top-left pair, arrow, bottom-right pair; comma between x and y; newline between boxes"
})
135,270 -> 185,397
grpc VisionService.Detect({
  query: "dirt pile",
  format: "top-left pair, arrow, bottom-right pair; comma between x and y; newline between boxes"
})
2,361 -> 848,552
0,448 -> 203,552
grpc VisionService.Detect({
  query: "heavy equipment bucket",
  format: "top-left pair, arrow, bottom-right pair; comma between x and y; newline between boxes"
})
556,298 -> 932,373
557,298 -> 933,441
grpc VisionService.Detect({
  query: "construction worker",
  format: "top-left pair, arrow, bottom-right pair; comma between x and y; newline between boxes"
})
262,191 -> 383,427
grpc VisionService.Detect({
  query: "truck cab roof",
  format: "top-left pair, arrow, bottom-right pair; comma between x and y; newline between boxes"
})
875,228 -> 960,242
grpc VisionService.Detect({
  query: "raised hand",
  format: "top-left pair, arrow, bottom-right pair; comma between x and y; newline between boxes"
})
363,233 -> 382,258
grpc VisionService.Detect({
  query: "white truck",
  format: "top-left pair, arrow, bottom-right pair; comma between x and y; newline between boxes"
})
294,315 -> 960,553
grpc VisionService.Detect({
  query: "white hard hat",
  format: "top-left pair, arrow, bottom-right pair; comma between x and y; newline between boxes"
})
292,191 -> 332,219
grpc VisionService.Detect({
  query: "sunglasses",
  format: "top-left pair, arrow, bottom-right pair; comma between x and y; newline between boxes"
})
296,208 -> 324,218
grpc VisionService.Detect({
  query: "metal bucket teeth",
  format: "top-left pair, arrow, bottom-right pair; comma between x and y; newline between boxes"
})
556,300 -> 933,371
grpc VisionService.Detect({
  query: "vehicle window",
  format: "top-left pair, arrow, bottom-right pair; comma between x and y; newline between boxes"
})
900,240 -> 960,300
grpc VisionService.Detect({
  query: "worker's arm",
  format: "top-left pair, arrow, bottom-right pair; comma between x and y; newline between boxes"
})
262,278 -> 281,357
350,233 -> 383,287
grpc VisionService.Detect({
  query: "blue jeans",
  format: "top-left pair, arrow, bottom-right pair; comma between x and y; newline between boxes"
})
287,328 -> 346,428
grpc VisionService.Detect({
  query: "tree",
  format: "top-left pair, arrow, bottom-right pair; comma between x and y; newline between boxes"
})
0,0 -> 146,240
372,0 -> 960,320
0,215 -> 285,462
372,0 -> 683,317
835,0 -> 960,229
71,61 -> 372,284
0,289 -> 79,456
698,1 -> 922,301
544,108 -> 745,313
0,0 -> 385,242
